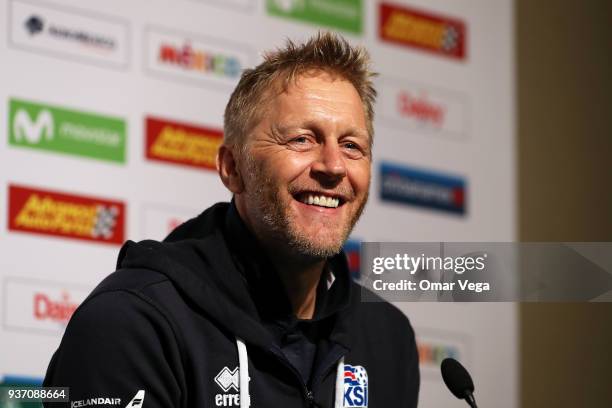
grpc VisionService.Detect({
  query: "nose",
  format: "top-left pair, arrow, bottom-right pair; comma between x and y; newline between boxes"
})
311,140 -> 347,183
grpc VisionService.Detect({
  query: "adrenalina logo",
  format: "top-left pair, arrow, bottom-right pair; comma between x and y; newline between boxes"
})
145,116 -> 222,170
343,239 -> 361,281
8,184 -> 125,245
343,364 -> 368,407
9,98 -> 127,163
266,0 -> 363,34
379,162 -> 466,214
10,0 -> 129,68
145,26 -> 252,87
379,2 -> 466,60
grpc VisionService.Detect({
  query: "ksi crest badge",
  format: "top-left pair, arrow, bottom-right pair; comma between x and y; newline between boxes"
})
343,364 -> 368,407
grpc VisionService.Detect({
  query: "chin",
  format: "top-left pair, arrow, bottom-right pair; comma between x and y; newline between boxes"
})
286,229 -> 347,259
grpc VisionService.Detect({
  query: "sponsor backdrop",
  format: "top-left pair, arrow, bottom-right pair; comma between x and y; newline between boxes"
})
0,0 -> 516,407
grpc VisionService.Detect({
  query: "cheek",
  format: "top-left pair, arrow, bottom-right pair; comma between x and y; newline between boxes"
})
348,162 -> 371,195
268,153 -> 313,181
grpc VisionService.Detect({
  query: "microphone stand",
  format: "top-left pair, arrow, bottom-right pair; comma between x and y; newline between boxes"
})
464,391 -> 477,408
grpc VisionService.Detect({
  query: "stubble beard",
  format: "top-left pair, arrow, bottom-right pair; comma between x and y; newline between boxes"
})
242,153 -> 368,260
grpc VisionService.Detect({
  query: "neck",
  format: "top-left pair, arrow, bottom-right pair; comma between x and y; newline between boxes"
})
267,253 -> 325,320
232,199 -> 326,319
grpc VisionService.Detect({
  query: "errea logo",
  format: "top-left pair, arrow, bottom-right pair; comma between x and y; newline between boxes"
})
214,366 -> 240,407
215,366 -> 239,392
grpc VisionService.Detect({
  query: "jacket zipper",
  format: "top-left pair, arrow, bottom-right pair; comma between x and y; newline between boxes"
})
268,347 -> 318,407
271,345 -> 347,407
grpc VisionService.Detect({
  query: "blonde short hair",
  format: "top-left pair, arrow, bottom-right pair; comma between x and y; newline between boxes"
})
223,31 -> 377,149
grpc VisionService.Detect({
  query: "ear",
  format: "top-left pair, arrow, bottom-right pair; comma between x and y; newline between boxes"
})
216,144 -> 245,194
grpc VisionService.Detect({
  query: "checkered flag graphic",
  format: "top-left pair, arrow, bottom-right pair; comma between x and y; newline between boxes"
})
441,26 -> 459,51
92,205 -> 119,239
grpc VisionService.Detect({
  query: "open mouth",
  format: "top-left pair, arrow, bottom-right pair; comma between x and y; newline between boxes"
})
293,192 -> 345,209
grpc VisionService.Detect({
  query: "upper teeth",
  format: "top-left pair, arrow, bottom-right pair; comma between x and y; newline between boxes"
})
303,194 -> 340,208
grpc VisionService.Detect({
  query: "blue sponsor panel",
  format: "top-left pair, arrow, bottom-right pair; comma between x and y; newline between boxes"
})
379,162 -> 467,215
343,239 -> 361,281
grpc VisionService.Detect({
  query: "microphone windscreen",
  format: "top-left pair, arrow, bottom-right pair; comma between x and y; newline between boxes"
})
441,358 -> 475,399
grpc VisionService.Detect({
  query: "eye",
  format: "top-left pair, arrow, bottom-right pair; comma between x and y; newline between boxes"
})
287,134 -> 315,151
341,139 -> 370,159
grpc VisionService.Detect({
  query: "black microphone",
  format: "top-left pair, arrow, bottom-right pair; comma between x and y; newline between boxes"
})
440,358 -> 478,408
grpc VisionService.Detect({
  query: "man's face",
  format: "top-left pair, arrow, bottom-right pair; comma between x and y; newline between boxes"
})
235,71 -> 371,259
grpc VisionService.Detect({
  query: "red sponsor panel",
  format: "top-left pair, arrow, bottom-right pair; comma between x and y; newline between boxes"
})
8,184 -> 125,245
379,2 -> 466,60
145,116 -> 223,170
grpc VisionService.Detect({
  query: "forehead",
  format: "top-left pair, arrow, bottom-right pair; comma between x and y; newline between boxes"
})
264,71 -> 367,129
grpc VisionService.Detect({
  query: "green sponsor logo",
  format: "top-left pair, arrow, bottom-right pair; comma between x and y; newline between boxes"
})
266,0 -> 362,34
9,98 -> 126,163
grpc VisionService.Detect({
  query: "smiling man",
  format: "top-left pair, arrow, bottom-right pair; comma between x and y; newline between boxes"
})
44,32 -> 420,408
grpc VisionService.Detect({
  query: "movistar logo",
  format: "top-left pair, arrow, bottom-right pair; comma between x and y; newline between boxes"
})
8,98 -> 127,163
13,109 -> 54,143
